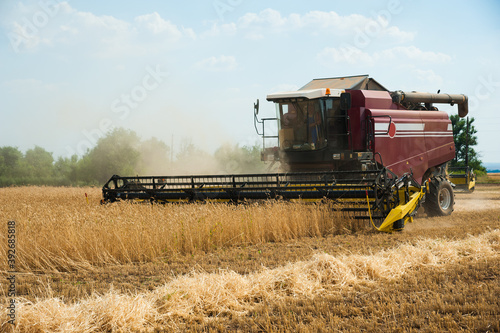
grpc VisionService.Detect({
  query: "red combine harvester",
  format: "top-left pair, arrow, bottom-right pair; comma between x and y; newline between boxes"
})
103,75 -> 468,232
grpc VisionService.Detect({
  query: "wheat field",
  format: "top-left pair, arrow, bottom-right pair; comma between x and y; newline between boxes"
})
0,187 -> 364,272
1,186 -> 499,332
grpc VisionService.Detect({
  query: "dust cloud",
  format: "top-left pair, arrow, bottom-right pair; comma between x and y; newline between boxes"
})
406,184 -> 500,232
453,186 -> 500,212
139,138 -> 270,176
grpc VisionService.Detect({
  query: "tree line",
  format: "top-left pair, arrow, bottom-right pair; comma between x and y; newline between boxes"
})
0,128 -> 267,187
0,119 -> 485,187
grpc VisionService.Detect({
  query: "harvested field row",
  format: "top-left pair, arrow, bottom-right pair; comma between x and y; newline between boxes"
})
1,185 -> 499,331
486,173 -> 500,182
1,229 -> 499,332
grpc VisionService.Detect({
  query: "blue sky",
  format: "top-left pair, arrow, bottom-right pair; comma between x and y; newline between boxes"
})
1,0 -> 499,163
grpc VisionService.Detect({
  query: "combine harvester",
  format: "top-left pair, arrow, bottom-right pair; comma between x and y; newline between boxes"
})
102,75 -> 468,232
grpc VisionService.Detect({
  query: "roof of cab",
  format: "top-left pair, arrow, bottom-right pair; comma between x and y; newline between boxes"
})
300,75 -> 388,91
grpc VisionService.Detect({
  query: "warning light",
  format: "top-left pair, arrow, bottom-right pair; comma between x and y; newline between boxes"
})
325,88 -> 331,95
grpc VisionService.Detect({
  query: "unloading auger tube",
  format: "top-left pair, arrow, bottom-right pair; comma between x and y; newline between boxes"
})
102,168 -> 426,233
391,91 -> 468,117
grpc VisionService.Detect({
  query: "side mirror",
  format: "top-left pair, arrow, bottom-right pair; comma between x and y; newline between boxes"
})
340,93 -> 351,111
254,99 -> 259,115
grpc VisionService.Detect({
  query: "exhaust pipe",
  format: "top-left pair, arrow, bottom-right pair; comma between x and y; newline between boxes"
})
391,91 -> 468,117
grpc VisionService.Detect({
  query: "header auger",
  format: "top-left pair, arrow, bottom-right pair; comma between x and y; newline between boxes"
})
102,75 -> 468,233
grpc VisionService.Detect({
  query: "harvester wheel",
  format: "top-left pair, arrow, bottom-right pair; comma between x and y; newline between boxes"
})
424,179 -> 454,216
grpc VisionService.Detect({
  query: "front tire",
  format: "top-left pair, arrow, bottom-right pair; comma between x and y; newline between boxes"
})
424,179 -> 454,216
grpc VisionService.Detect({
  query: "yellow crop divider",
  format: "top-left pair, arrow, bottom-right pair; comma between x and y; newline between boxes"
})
367,184 -> 426,233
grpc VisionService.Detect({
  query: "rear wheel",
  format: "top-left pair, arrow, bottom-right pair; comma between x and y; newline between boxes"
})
424,179 -> 454,216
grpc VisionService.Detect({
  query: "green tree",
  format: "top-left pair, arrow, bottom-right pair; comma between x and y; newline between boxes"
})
24,146 -> 55,181
214,143 -> 266,174
450,115 -> 485,172
0,147 -> 25,185
173,139 -> 215,175
84,128 -> 141,184
0,147 -> 23,174
139,137 -> 171,175
54,155 -> 80,185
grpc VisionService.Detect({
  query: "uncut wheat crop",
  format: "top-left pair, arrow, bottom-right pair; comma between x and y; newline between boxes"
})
0,186 -> 365,273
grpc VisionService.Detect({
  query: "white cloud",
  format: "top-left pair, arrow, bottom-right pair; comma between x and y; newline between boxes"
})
318,46 -> 375,66
182,26 -> 197,40
134,12 -> 183,40
203,9 -> 415,43
300,11 -> 414,42
238,9 -> 287,28
384,26 -> 415,42
201,22 -> 237,38
317,46 -> 452,67
75,10 -> 129,33
413,69 -> 444,87
194,55 -> 238,72
59,24 -> 77,34
8,21 -> 45,50
3,78 -> 59,93
3,3 -> 193,58
4,1 -> 73,52
300,11 -> 373,33
379,46 -> 452,63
